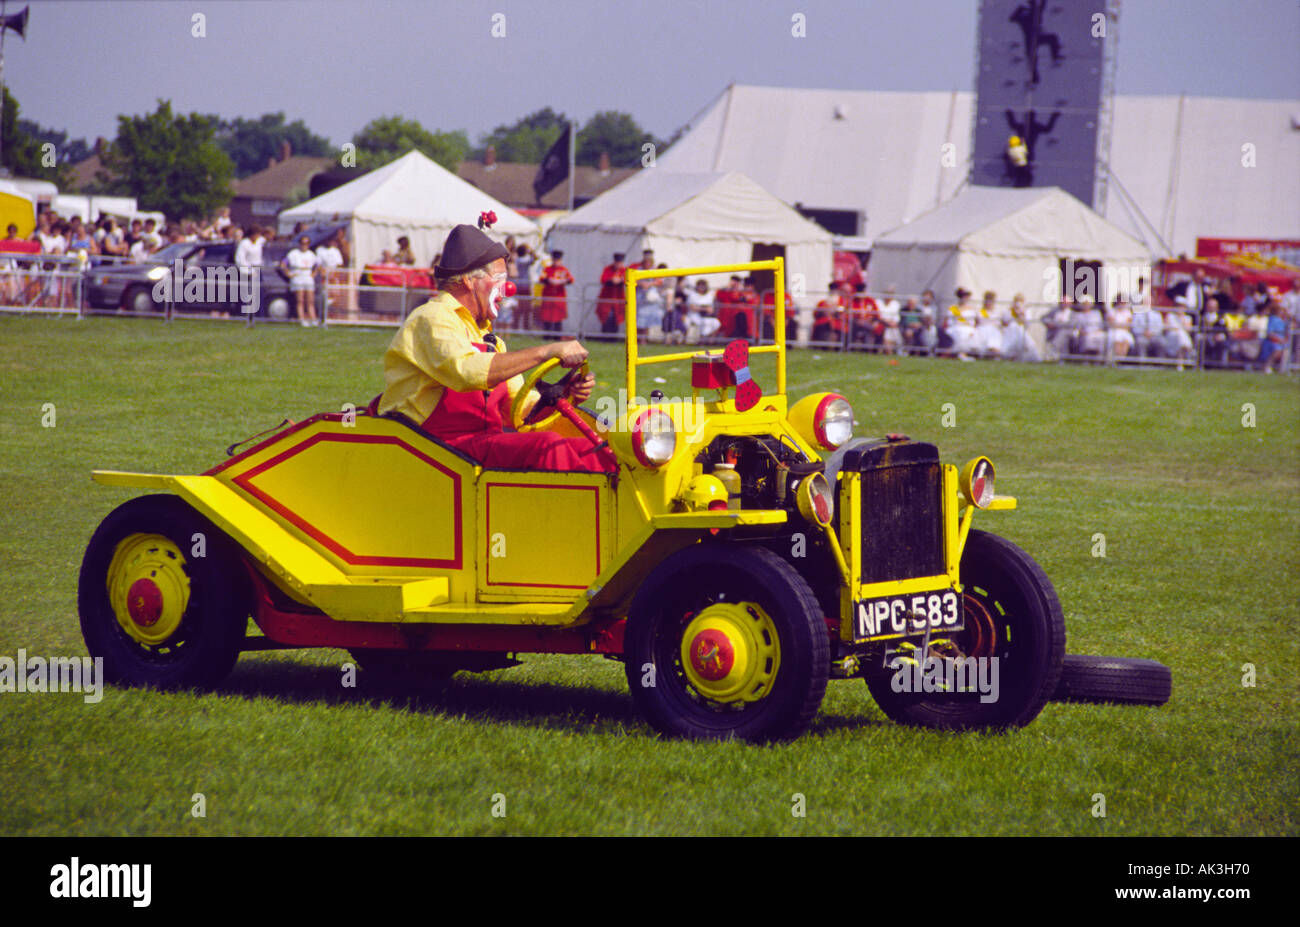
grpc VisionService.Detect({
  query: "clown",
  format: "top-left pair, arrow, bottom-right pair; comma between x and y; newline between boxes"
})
378,223 -> 611,472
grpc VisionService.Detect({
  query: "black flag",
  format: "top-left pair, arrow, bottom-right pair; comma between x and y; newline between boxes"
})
532,124 -> 570,202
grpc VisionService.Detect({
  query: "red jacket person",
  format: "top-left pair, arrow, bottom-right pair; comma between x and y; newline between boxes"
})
378,224 -> 610,472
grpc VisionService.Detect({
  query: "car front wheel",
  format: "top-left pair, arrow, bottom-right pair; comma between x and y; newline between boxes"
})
623,544 -> 829,742
865,529 -> 1065,730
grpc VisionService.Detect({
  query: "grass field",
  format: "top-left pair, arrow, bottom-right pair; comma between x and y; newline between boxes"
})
1,314 -> 1297,836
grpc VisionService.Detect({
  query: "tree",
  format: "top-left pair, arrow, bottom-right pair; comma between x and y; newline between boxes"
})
475,107 -> 568,163
576,111 -> 661,169
17,120 -> 91,165
216,113 -> 333,177
99,100 -> 234,220
351,116 -> 469,173
0,87 -> 73,186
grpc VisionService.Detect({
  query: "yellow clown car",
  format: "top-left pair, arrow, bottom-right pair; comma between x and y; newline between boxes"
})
79,259 -> 1065,742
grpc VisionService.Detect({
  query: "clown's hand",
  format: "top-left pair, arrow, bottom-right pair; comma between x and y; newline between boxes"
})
566,373 -> 595,405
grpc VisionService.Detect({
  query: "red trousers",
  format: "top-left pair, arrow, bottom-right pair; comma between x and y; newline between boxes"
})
422,380 -> 614,473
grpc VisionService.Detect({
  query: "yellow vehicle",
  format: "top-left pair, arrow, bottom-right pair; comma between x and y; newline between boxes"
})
79,259 -> 1065,741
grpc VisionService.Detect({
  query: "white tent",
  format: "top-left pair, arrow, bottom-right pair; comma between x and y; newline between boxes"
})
868,186 -> 1153,307
660,84 -> 1299,256
546,170 -> 833,333
278,150 -> 539,267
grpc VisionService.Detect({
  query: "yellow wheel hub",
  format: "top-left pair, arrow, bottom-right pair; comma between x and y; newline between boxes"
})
106,533 -> 191,646
679,602 -> 781,704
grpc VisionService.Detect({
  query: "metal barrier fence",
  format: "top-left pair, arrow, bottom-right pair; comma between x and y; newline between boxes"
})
3,260 -> 1295,373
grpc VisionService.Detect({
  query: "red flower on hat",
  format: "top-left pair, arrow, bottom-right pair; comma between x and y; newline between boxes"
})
478,210 -> 498,229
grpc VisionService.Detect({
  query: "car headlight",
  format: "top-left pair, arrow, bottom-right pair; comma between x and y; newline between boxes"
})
815,395 -> 854,450
631,408 -> 676,468
794,472 -> 834,526
959,457 -> 995,508
146,266 -> 168,281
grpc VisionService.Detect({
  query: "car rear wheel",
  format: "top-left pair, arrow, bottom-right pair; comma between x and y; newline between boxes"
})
78,494 -> 249,689
124,285 -> 158,314
263,295 -> 291,320
623,544 -> 829,742
865,529 -> 1065,730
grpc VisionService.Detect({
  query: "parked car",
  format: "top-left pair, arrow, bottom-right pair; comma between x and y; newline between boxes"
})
85,223 -> 347,319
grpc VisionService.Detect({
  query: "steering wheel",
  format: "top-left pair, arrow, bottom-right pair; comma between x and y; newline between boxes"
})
509,358 -> 607,452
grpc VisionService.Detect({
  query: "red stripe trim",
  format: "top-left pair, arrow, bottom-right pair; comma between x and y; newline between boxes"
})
231,432 -> 463,569
205,413 -> 329,475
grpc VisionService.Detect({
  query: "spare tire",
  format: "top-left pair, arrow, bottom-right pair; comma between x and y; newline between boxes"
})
1053,655 -> 1171,706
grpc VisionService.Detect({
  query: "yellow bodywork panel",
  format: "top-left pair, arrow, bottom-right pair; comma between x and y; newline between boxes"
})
91,470 -> 450,621
477,473 -> 612,599
209,416 -> 473,581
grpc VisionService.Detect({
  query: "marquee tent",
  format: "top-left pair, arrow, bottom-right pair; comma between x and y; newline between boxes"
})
545,169 -> 833,333
278,150 -> 539,267
868,186 -> 1153,307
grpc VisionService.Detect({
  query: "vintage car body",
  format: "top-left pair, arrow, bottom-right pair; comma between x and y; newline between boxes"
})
79,258 -> 1065,741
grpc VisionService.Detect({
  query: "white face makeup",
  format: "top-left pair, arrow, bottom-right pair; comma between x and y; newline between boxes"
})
487,281 -> 504,318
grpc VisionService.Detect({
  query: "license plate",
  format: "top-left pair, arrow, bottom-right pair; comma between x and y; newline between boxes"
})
853,590 -> 963,642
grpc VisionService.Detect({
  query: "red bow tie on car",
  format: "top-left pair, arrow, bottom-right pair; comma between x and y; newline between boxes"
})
722,340 -> 762,412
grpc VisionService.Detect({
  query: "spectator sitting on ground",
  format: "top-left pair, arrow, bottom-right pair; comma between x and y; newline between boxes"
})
1257,301 -> 1289,373
999,292 -> 1042,362
685,278 -> 721,341
1161,304 -> 1194,364
1075,296 -> 1106,356
878,285 -> 903,354
1042,297 -> 1078,358
713,275 -> 743,339
915,289 -> 940,354
899,296 -> 923,352
847,285 -> 879,349
945,287 -> 980,360
1200,296 -> 1230,366
976,290 -> 1003,358
1104,294 -> 1136,359
661,283 -> 689,344
1129,299 -> 1164,358
813,282 -> 849,345
637,263 -> 667,338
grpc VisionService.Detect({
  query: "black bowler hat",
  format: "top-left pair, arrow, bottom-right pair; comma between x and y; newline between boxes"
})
434,224 -> 509,277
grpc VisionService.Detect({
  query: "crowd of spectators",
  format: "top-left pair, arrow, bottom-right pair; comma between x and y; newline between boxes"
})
7,218 -> 1296,372
486,249 -> 1298,374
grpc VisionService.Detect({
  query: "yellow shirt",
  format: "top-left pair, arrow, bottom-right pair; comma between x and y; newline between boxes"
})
378,291 -> 533,424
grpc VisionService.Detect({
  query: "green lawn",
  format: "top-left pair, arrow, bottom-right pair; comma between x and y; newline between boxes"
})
1,314 -> 1296,835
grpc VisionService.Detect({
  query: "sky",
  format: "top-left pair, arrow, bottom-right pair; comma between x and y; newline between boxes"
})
4,0 -> 1298,152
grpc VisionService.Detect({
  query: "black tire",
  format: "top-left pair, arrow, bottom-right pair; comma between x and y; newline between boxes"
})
1052,655 -> 1171,706
623,544 -> 830,742
123,285 -> 158,314
78,494 -> 249,689
263,295 -> 291,321
865,529 -> 1065,730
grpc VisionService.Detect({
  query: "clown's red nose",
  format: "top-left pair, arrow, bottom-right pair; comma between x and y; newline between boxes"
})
502,281 -> 517,297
